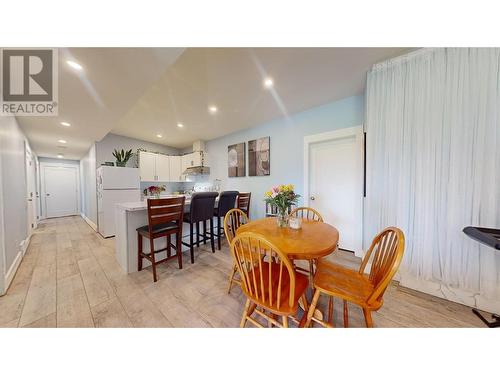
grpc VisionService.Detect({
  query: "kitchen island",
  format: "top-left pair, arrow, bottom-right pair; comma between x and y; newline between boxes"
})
115,196 -> 215,273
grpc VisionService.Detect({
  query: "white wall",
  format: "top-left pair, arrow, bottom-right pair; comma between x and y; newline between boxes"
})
204,95 -> 364,219
0,116 -> 32,294
80,143 -> 98,227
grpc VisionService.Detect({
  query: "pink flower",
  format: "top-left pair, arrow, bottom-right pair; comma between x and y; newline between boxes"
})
272,186 -> 280,194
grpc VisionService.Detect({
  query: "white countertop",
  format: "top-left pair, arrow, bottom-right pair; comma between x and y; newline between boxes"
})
116,195 -> 192,212
116,192 -> 247,212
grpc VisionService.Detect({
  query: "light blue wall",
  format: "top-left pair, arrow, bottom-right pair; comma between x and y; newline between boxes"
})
204,95 -> 364,219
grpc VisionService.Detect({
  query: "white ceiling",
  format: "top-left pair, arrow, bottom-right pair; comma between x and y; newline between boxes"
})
18,47 -> 412,159
17,48 -> 185,159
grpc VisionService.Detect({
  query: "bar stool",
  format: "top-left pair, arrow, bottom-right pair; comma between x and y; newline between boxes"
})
213,191 -> 239,250
182,192 -> 218,263
237,192 -> 251,218
137,196 -> 185,282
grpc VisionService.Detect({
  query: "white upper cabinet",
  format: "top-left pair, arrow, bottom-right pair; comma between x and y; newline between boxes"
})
181,153 -> 193,172
169,156 -> 183,182
139,151 -> 206,182
181,151 -> 204,170
139,152 -> 156,181
192,151 -> 203,167
155,154 -> 170,182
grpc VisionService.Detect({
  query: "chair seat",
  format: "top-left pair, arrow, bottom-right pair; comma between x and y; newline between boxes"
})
314,259 -> 375,306
137,222 -> 178,236
245,262 -> 309,315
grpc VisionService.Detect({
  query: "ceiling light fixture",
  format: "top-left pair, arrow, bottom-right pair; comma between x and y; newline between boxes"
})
60,121 -> 71,127
156,134 -> 163,138
66,60 -> 83,71
57,154 -> 64,159
58,139 -> 67,144
208,106 -> 218,114
264,78 -> 274,88
177,123 -> 184,128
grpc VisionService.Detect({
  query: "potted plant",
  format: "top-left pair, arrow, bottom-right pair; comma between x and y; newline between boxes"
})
264,184 -> 300,227
112,149 -> 133,167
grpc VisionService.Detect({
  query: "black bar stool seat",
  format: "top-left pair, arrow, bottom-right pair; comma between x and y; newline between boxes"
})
182,192 -> 218,263
213,191 -> 239,250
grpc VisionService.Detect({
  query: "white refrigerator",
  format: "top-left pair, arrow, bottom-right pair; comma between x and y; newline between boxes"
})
97,166 -> 140,238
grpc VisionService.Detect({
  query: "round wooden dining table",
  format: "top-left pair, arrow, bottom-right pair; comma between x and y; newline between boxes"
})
236,217 -> 339,284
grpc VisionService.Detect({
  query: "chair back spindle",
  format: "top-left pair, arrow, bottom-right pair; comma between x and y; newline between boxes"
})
359,227 -> 405,305
230,233 -> 296,311
289,207 -> 323,222
223,208 -> 249,244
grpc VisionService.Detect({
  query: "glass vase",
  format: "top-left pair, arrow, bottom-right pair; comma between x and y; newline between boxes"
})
276,212 -> 289,228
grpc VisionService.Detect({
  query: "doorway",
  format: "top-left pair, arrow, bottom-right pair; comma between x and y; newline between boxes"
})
25,145 -> 37,237
41,163 -> 80,218
304,126 -> 364,256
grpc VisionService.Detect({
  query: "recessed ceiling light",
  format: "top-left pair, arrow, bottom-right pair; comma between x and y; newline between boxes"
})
57,154 -> 64,159
66,60 -> 83,71
177,123 -> 184,128
60,121 -> 71,127
58,139 -> 67,144
156,134 -> 163,138
264,78 -> 274,88
208,106 -> 218,114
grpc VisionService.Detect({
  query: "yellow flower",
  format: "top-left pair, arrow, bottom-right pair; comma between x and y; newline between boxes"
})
287,184 -> 294,192
265,191 -> 272,197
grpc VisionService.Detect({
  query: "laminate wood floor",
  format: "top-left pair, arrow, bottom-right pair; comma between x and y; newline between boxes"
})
0,216 -> 487,328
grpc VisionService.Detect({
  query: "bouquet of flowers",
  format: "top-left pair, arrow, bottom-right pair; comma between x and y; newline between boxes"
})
265,184 -> 300,227
144,185 -> 166,199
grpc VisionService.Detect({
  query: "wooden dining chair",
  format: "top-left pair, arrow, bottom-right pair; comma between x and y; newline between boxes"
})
237,192 -> 251,218
223,208 -> 249,293
305,227 -> 405,328
290,207 -> 323,222
137,196 -> 185,282
230,232 -> 309,328
289,206 -> 324,281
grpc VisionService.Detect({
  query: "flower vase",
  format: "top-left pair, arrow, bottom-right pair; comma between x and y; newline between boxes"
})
154,193 -> 160,199
276,211 -> 289,228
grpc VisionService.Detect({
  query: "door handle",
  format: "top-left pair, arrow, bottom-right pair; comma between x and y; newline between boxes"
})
46,193 -> 50,196
27,198 -> 33,201
310,196 -> 315,201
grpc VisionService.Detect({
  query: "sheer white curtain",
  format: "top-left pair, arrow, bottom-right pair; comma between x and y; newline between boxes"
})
365,48 -> 500,312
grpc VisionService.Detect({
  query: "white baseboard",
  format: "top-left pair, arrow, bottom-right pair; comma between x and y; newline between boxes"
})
80,213 -> 98,232
3,250 -> 23,295
399,270 -> 500,315
21,234 -> 31,256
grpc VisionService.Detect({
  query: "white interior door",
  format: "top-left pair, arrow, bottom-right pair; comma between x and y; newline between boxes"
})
25,147 -> 37,235
305,127 -> 364,255
43,166 -> 79,218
